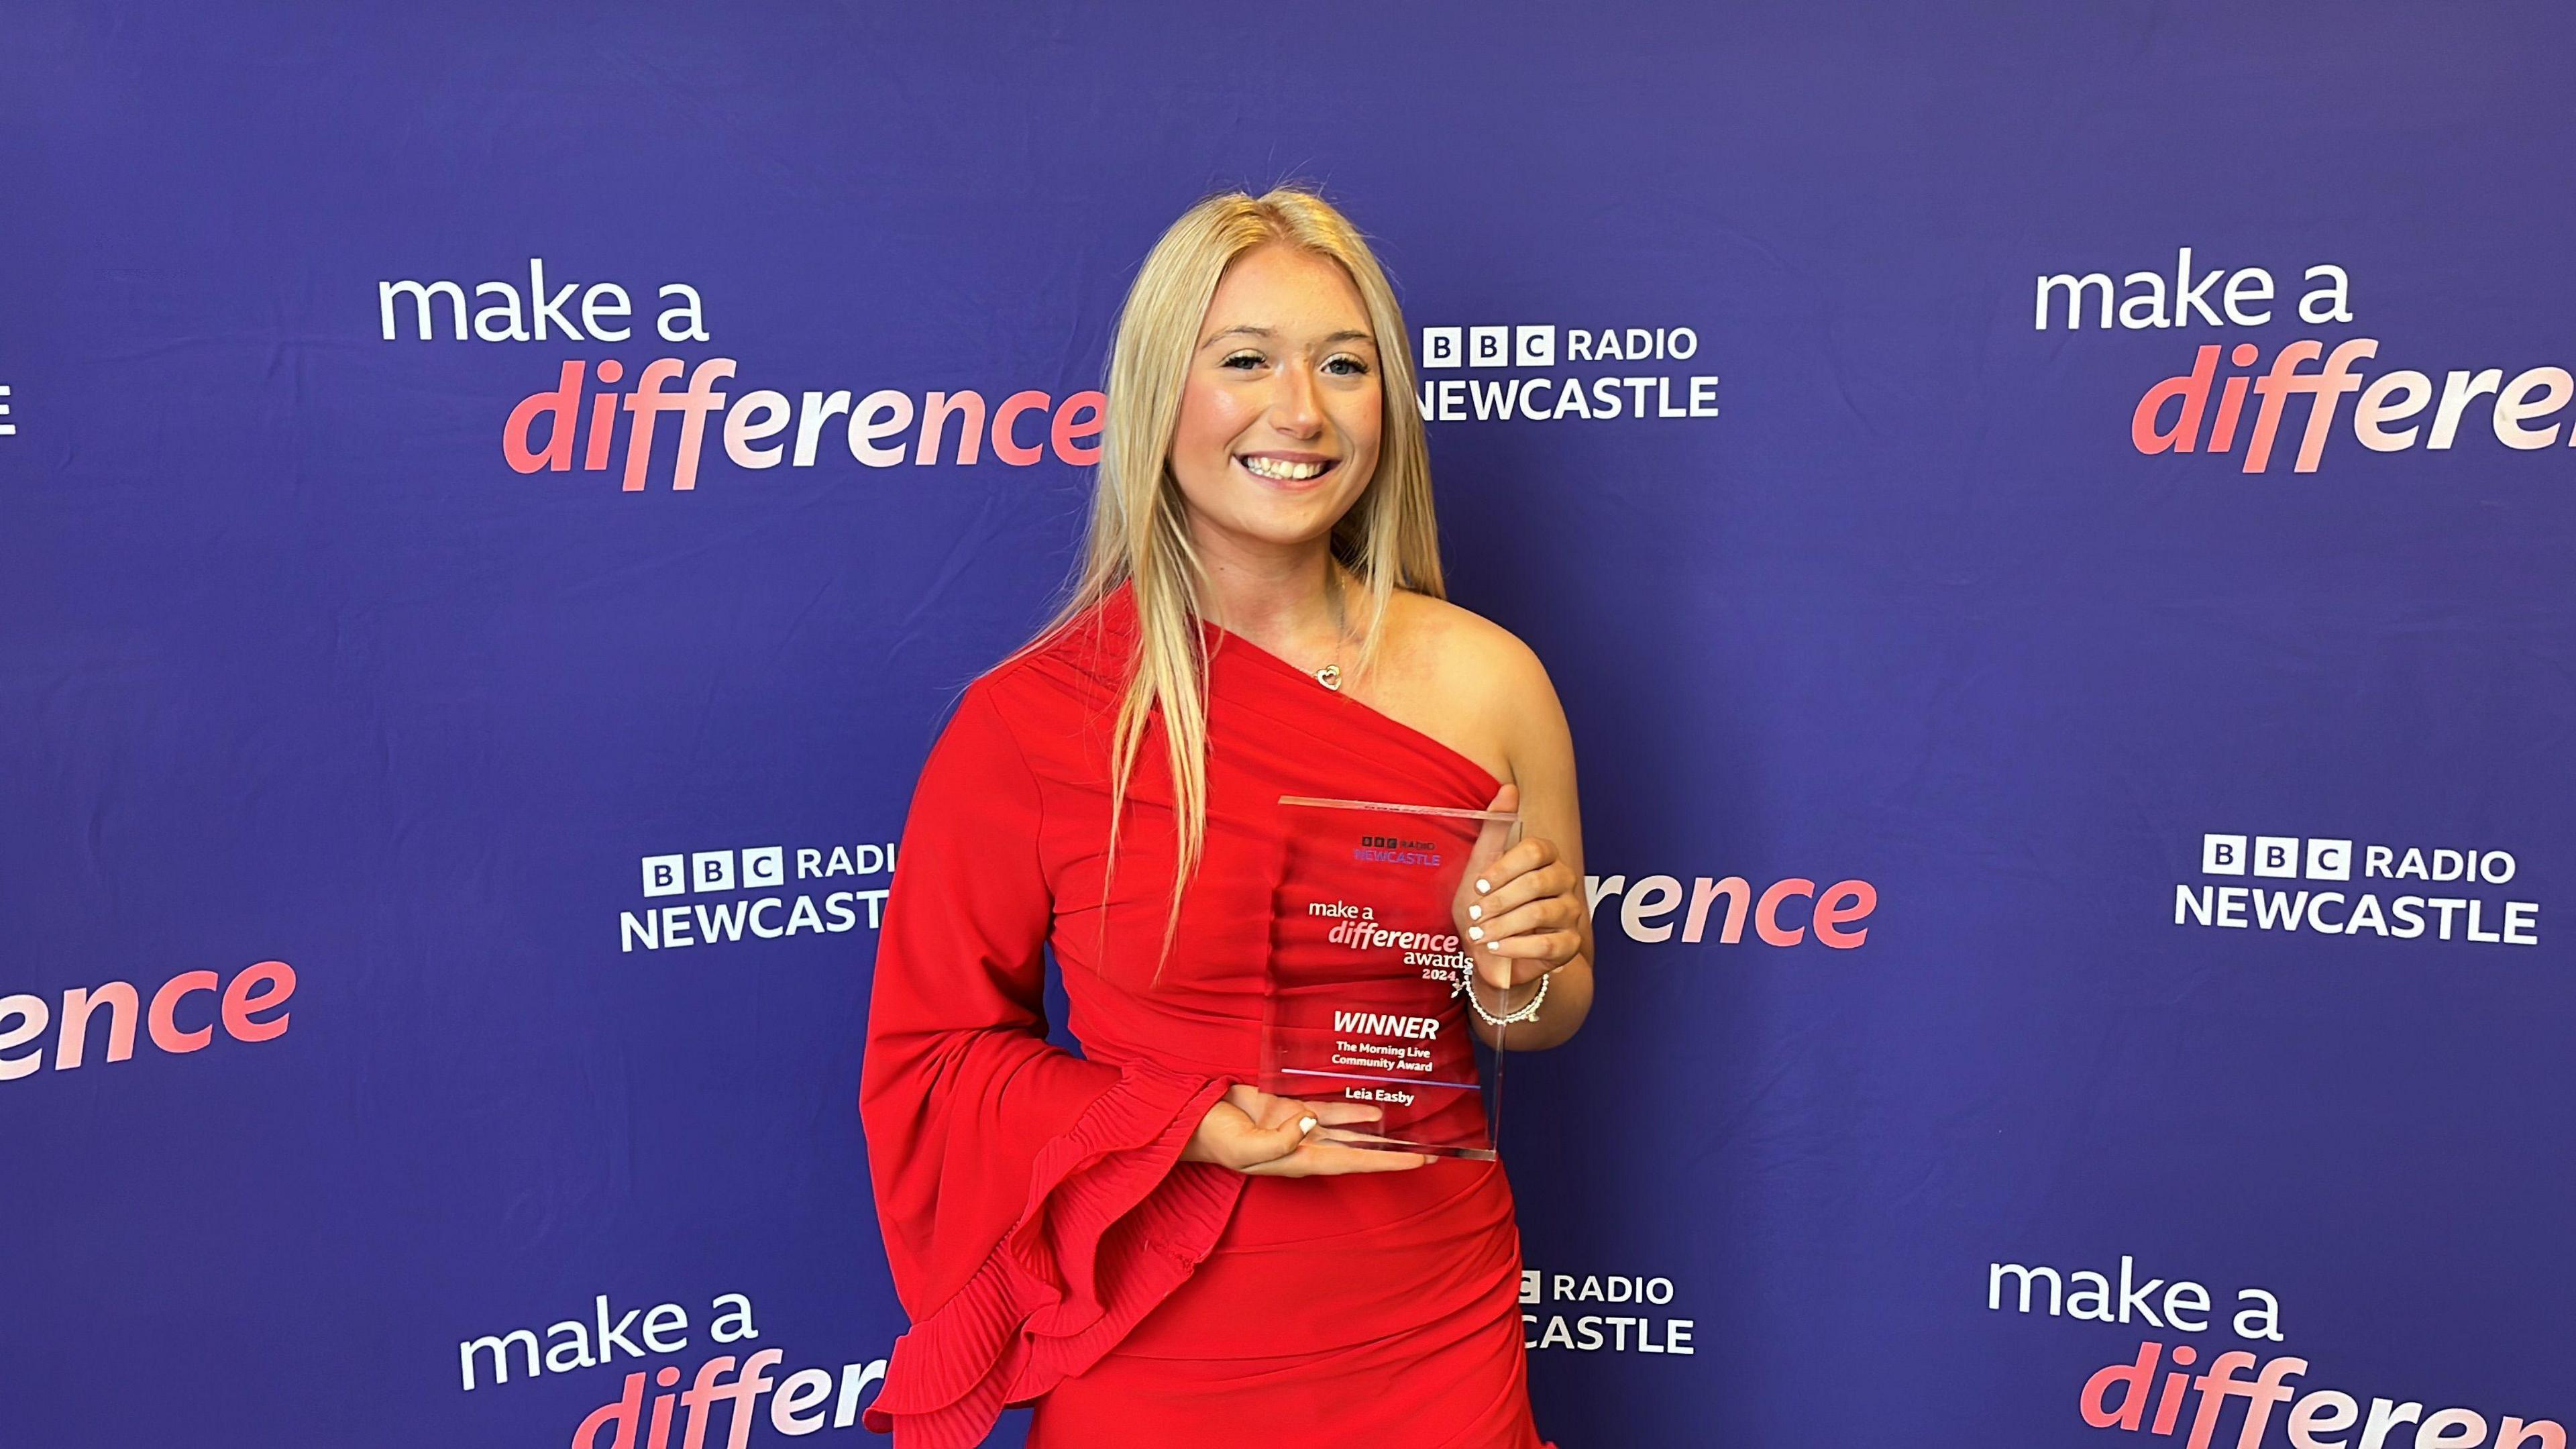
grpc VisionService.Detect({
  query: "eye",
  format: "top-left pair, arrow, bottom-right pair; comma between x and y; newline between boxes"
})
1324,354 -> 1373,377
1221,350 -> 1265,370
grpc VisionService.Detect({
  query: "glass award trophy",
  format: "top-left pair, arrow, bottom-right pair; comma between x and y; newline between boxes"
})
1259,794 -> 1524,1160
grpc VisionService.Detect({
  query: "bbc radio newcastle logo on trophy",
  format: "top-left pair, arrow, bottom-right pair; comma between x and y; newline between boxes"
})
1415,324 -> 1720,424
2174,833 -> 2539,946
619,838 -> 900,953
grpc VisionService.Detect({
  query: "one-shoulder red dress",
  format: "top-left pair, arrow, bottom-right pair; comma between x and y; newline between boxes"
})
859,582 -> 1551,1449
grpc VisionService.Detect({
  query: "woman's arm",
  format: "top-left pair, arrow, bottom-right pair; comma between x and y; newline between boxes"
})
1462,635 -> 1595,1052
861,685 -> 1163,1302
857,681 -> 1244,1442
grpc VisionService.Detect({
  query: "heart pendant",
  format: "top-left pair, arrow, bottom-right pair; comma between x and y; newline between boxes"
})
1313,663 -> 1342,691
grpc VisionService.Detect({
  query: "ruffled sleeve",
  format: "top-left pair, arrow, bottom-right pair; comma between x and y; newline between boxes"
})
858,679 -> 1248,1446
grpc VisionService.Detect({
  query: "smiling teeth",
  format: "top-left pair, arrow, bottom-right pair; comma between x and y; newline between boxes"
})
1242,455 -> 1328,481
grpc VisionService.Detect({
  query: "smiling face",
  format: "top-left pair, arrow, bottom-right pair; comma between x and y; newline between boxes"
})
1167,241 -> 1384,564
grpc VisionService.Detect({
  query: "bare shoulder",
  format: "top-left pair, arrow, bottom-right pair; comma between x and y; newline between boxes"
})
1380,590 -> 1568,768
1387,590 -> 1550,694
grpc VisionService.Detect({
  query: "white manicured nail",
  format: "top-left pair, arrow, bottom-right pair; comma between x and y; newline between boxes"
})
1299,1116 -> 1318,1134
1468,904 -> 1483,920
1468,926 -> 1484,941
1475,879 -> 1491,894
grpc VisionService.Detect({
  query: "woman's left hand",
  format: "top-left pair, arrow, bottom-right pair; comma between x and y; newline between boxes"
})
1460,783 -> 1589,996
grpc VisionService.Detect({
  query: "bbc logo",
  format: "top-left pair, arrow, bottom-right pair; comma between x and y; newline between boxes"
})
1420,326 -> 1556,369
2201,835 -> 2352,881
642,847 -> 784,897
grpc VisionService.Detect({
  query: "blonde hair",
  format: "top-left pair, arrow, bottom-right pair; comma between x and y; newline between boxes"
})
1002,182 -> 1447,987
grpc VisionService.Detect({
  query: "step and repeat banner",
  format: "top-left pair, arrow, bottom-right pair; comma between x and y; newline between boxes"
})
5,4 -> 2570,1446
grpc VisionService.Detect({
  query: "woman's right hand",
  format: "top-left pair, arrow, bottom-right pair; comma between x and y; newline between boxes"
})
1179,1083 -> 1433,1175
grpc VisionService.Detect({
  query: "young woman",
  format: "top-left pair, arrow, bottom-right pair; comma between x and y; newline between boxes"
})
859,184 -> 1593,1448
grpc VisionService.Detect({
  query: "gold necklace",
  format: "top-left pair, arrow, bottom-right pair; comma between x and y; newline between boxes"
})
1313,569 -> 1349,690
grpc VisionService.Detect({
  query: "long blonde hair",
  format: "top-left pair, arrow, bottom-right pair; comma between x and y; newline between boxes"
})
1002,182 -> 1447,986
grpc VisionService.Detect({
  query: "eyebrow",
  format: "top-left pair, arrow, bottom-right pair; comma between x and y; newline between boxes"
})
1201,325 -> 1377,350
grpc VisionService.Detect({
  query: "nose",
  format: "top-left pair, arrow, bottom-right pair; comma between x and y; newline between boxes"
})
1267,357 -> 1326,439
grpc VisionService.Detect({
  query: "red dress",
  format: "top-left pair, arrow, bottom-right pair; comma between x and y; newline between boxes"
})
859,582 -> 1550,1449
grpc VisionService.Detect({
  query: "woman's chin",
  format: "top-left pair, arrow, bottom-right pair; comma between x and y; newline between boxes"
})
1205,514 -> 1344,553
1179,486 -> 1361,550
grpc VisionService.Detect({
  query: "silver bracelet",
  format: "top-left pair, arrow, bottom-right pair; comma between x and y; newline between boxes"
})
1466,969 -> 1548,1027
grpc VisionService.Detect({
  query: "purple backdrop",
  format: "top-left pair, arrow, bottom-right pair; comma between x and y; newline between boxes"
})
5,3 -> 2571,1445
